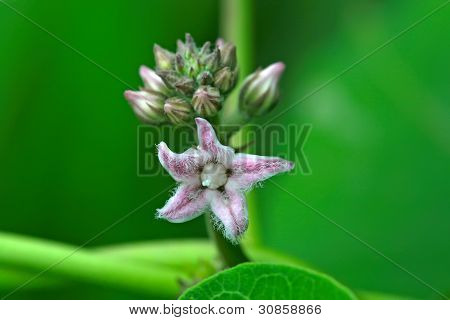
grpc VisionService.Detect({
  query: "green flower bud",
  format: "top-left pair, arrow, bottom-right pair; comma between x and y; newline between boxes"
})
124,90 -> 165,123
239,62 -> 285,117
201,48 -> 221,72
153,44 -> 174,71
197,71 -> 213,85
177,33 -> 197,58
139,65 -> 170,95
157,70 -> 195,96
156,70 -> 179,87
176,39 -> 186,55
192,86 -> 222,117
184,33 -> 197,57
164,97 -> 192,124
216,39 -> 237,70
173,76 -> 195,95
198,41 -> 211,56
214,66 -> 237,93
175,53 -> 184,73
128,34 -> 241,125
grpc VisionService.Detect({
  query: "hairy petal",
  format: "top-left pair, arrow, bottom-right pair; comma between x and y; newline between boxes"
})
157,142 -> 204,182
230,154 -> 294,190
195,118 -> 234,167
157,184 -> 208,222
208,187 -> 248,242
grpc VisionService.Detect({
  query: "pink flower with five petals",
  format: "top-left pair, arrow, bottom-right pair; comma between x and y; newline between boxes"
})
157,118 -> 294,242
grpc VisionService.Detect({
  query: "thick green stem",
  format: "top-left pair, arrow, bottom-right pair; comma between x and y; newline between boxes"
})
0,232 -> 184,298
220,0 -> 262,247
220,0 -> 254,126
205,213 -> 248,267
220,0 -> 254,78
203,0 -> 262,268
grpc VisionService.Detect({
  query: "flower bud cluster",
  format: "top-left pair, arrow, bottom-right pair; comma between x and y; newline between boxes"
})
125,34 -> 238,124
125,33 -> 286,125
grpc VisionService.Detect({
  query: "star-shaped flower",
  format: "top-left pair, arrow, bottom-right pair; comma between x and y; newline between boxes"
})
157,118 -> 294,242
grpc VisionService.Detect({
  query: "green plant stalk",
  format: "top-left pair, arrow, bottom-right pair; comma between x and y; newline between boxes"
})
205,213 -> 248,267
202,0 -> 262,267
220,0 -> 254,127
0,232 -> 184,298
220,0 -> 262,247
220,0 -> 254,79
208,115 -> 249,267
0,238 -> 310,294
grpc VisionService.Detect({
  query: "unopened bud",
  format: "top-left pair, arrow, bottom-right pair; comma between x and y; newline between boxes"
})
175,53 -> 184,73
157,70 -> 180,88
192,86 -> 222,117
184,33 -> 196,57
139,65 -> 169,95
198,41 -> 211,56
153,44 -> 174,71
215,38 -> 225,48
164,97 -> 192,124
216,40 -> 237,70
201,48 -> 220,72
174,77 -> 195,95
197,71 -> 213,85
239,62 -> 285,117
124,90 -> 165,123
214,67 -> 237,93
176,39 -> 186,55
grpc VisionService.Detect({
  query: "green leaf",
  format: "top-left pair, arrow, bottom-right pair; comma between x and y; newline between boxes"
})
179,262 -> 356,300
356,290 -> 412,300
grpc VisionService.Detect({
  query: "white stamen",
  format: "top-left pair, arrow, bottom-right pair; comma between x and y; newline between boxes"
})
200,163 -> 228,189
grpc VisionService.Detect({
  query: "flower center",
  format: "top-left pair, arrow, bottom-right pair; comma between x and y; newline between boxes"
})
200,163 -> 228,189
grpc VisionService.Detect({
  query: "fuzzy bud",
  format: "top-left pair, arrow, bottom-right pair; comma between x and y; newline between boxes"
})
214,67 -> 237,93
201,48 -> 221,72
197,71 -> 213,85
198,41 -> 211,56
239,62 -> 285,117
153,44 -> 174,71
192,86 -> 222,117
216,39 -> 237,70
139,65 -> 169,95
124,90 -> 165,123
164,97 -> 192,124
184,33 -> 197,58
174,77 -> 195,95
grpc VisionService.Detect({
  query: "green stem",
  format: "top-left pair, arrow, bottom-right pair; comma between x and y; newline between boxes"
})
220,0 -> 262,247
220,0 -> 254,126
0,232 -> 184,298
202,0 -> 262,268
205,213 -> 248,267
220,0 -> 254,78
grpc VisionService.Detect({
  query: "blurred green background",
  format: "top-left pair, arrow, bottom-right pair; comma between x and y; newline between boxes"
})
0,0 -> 449,299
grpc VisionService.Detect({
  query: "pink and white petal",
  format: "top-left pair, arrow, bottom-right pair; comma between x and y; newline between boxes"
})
207,188 -> 248,242
195,118 -> 234,167
230,154 -> 294,190
139,65 -> 168,94
157,184 -> 208,222
157,142 -> 204,182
